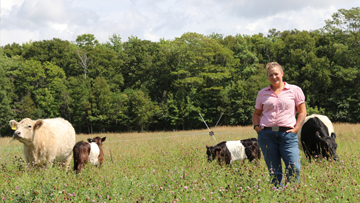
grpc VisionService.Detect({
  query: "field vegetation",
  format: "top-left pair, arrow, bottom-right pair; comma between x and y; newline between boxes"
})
1,123 -> 359,202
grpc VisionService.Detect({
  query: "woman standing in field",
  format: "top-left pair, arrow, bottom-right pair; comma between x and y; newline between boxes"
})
252,62 -> 306,187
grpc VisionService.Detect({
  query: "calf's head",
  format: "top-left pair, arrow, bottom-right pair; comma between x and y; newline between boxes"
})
321,132 -> 338,160
88,137 -> 106,147
206,145 -> 222,162
9,118 -> 44,145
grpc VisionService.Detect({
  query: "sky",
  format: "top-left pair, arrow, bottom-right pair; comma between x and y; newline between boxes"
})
0,0 -> 358,46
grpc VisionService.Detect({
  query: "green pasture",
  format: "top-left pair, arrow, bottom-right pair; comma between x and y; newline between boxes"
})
1,124 -> 359,202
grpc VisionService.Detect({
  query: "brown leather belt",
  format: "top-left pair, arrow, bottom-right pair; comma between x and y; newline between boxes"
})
264,127 -> 291,132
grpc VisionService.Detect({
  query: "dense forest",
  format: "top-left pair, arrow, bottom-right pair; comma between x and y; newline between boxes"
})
0,8 -> 359,135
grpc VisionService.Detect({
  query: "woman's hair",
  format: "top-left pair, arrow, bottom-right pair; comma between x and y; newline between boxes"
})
265,62 -> 283,75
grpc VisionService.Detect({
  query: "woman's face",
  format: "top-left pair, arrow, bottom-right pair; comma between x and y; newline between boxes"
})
267,66 -> 283,87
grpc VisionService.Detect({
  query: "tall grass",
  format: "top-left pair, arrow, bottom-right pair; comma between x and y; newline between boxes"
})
1,124 -> 359,202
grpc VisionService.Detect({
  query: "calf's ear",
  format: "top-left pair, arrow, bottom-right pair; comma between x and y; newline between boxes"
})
331,132 -> 336,139
9,120 -> 18,130
34,120 -> 44,130
87,138 -> 94,143
101,137 -> 106,142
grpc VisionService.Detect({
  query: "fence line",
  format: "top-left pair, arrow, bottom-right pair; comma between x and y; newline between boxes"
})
0,132 -> 239,150
106,132 -> 237,143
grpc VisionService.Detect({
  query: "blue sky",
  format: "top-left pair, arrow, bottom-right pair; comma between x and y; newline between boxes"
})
1,0 -> 358,46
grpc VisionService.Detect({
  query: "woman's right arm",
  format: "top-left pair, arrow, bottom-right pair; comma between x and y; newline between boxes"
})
252,108 -> 263,132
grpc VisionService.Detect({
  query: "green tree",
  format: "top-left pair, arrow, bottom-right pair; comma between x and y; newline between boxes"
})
21,38 -> 79,77
167,32 -> 237,129
76,34 -> 99,47
66,76 -> 91,133
89,77 -> 112,132
0,56 -> 13,136
123,88 -> 154,132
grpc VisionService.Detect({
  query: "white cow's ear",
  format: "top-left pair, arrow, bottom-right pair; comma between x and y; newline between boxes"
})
34,120 -> 44,130
101,137 -> 106,142
9,120 -> 18,130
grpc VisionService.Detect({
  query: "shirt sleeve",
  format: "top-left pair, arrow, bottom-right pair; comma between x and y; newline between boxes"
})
293,85 -> 305,107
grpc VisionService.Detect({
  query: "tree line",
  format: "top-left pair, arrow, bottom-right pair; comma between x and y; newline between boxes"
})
0,8 -> 359,135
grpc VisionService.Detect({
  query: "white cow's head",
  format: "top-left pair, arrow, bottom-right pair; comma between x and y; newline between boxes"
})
9,118 -> 44,145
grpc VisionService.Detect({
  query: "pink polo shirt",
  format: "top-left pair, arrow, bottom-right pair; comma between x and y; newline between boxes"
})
255,82 -> 305,128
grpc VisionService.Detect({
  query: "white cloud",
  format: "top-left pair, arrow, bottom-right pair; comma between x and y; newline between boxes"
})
0,0 -> 359,46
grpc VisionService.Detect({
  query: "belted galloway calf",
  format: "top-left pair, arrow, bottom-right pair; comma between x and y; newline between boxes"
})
73,136 -> 106,173
297,114 -> 339,161
206,138 -> 261,165
9,118 -> 76,170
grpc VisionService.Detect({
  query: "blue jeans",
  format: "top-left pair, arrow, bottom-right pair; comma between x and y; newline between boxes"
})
257,129 -> 301,187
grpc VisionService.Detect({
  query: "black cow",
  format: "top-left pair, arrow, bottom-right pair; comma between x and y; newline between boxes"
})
297,114 -> 338,161
206,138 -> 261,165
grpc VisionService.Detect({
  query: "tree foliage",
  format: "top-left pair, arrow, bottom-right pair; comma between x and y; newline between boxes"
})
1,8 -> 360,134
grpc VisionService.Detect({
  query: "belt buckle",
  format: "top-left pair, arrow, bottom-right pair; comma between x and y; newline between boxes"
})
272,126 -> 279,132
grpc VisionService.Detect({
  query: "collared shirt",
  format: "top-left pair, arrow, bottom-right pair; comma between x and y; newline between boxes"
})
255,82 -> 305,128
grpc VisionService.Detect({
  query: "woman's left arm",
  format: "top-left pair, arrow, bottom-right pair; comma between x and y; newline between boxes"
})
287,102 -> 307,134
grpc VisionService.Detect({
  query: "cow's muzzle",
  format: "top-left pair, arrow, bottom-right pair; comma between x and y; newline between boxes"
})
13,131 -> 21,138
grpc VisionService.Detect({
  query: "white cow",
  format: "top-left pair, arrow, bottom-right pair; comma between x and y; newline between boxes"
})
9,118 -> 76,169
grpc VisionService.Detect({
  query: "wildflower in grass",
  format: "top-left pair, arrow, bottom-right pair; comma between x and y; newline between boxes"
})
202,197 -> 206,201
16,186 -> 19,189
2,197 -> 5,200
180,176 -> 183,179
64,184 -> 67,187
258,189 -> 261,192
152,170 -> 155,175
92,200 -> 95,202
184,186 -> 188,189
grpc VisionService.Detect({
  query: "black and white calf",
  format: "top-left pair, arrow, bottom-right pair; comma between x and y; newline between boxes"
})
297,114 -> 338,161
206,138 -> 261,165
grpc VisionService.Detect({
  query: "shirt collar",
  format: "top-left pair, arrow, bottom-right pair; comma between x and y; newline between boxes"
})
265,82 -> 289,91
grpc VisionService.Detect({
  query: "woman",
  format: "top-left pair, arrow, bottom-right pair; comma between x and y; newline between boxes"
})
252,62 -> 306,187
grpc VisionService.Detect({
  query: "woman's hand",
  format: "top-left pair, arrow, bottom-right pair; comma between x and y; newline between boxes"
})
286,103 -> 307,134
254,125 -> 262,132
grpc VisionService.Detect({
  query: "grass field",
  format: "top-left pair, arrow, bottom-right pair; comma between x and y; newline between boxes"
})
1,124 -> 360,202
